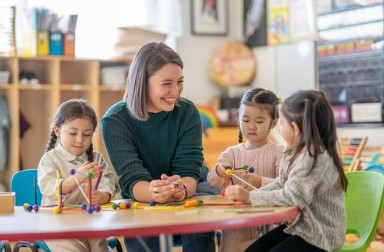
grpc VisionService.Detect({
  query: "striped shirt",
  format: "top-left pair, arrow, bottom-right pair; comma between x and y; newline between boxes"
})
250,150 -> 346,251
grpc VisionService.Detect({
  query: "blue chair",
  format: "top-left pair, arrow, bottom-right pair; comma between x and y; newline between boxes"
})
11,169 -> 122,252
0,241 -> 11,252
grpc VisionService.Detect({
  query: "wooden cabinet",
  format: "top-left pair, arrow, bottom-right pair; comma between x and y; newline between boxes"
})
0,56 -> 130,189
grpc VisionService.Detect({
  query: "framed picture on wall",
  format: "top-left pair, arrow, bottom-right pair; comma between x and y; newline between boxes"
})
191,0 -> 228,36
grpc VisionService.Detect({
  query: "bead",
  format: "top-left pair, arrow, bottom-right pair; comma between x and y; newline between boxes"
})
81,204 -> 87,209
33,205 -> 39,212
242,165 -> 249,170
23,203 -> 29,210
86,171 -> 93,179
27,205 -> 33,212
224,169 -> 232,176
221,189 -> 226,196
133,202 -> 140,209
69,168 -> 77,175
149,201 -> 156,206
119,202 -> 127,209
125,201 -> 132,209
248,167 -> 255,173
87,206 -> 94,214
94,205 -> 101,212
53,206 -> 62,214
112,203 -> 119,210
185,200 -> 193,208
197,199 -> 204,205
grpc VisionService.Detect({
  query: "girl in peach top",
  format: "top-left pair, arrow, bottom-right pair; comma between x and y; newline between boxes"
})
208,88 -> 283,252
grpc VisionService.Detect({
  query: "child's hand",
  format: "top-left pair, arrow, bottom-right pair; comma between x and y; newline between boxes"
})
216,163 -> 232,178
243,174 -> 262,188
224,185 -> 250,204
91,190 -> 110,205
79,162 -> 102,179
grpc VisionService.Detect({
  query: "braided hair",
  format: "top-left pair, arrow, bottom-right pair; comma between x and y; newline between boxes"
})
45,99 -> 97,162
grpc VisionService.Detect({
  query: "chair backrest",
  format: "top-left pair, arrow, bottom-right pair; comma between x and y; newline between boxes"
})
340,171 -> 384,252
10,169 -> 43,206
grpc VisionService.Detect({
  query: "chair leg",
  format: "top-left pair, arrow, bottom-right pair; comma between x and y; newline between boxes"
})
0,241 -> 12,252
12,241 -> 39,252
215,230 -> 222,248
114,240 -> 123,252
107,236 -> 123,252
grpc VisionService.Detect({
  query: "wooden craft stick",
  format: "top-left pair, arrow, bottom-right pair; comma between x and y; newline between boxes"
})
56,169 -> 61,207
230,173 -> 257,190
73,176 -> 90,205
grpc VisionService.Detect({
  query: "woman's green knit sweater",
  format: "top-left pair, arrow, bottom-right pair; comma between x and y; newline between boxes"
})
101,98 -> 208,199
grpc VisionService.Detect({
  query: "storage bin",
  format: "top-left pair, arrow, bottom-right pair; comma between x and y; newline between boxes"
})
0,71 -> 10,84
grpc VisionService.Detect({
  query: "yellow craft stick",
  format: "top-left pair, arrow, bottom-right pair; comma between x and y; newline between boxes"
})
56,169 -> 61,207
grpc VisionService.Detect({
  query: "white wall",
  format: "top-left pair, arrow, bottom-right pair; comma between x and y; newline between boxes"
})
178,1 -> 316,103
251,41 -> 316,99
177,0 -> 243,104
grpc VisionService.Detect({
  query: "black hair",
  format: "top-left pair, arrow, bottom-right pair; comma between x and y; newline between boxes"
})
281,90 -> 348,191
45,99 -> 97,162
238,88 -> 280,143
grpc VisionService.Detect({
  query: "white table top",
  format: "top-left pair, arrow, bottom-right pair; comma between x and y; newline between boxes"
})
0,195 -> 299,241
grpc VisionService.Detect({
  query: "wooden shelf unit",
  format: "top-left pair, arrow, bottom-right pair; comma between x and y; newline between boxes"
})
0,56 -> 131,189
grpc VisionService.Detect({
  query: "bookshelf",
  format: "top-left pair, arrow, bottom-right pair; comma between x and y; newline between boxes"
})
0,56 -> 131,189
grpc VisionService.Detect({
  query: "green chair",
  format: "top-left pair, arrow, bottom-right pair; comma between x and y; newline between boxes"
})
11,169 -> 122,252
337,171 -> 384,252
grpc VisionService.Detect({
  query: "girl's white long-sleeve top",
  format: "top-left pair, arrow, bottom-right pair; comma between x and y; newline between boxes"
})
38,143 -> 117,206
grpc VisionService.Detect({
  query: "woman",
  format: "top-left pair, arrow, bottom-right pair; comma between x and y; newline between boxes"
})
101,42 -> 217,252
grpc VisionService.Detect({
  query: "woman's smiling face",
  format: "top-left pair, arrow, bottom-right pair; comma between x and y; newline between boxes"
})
147,63 -> 184,113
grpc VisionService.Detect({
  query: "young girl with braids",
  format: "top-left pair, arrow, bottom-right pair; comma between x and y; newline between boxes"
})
225,90 -> 348,252
38,99 -> 116,252
207,88 -> 284,252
